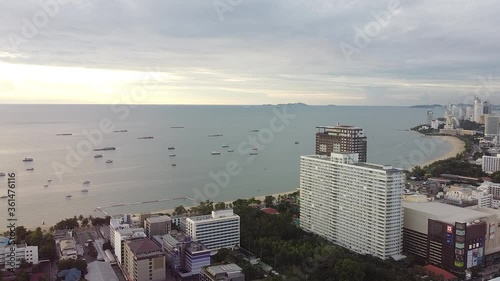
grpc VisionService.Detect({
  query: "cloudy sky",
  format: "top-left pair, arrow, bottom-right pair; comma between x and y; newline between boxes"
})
0,0 -> 499,105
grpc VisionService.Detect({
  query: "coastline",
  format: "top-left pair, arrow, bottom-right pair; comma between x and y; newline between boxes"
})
415,135 -> 466,168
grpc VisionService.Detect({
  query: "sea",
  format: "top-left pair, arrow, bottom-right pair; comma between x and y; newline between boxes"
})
0,104 -> 453,228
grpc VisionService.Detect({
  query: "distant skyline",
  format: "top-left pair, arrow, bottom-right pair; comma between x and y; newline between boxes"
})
1,0 -> 500,105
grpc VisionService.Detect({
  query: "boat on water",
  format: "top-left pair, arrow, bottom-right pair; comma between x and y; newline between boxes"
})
83,181 -> 90,184
169,154 -> 176,157
171,126 -> 185,129
0,173 -> 5,177
138,137 -> 154,139
113,130 -> 128,133
66,195 -> 72,198
168,147 -> 175,150
250,130 -> 259,132
295,141 -> 300,144
26,168 -> 34,171
81,189 -> 89,192
94,154 -> 103,158
47,179 -> 52,182
23,157 -> 34,162
56,133 -> 73,136
44,185 -> 48,188
208,134 -> 223,137
94,147 -> 116,151
222,144 -> 229,148
106,160 -> 113,163
252,148 -> 258,150
0,196 -> 7,199
171,164 -> 177,167
250,152 -> 258,155
211,151 -> 221,155
228,149 -> 235,152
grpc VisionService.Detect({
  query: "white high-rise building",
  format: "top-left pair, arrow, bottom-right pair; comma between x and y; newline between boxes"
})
183,209 -> 240,251
474,96 -> 483,122
299,153 -> 405,260
483,154 -> 500,174
485,115 -> 500,136
427,110 -> 434,125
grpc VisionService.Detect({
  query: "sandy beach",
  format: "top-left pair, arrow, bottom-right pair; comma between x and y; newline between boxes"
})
415,135 -> 466,168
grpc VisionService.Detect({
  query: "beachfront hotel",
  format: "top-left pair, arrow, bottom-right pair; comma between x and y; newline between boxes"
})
182,209 -> 240,251
299,153 -> 405,260
315,125 -> 368,162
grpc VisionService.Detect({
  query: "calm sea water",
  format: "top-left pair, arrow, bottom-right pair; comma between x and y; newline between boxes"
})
0,105 -> 452,228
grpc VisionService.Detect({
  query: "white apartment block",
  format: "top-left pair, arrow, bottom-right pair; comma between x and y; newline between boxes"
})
0,238 -> 38,269
483,154 -> 500,174
299,153 -> 405,260
183,209 -> 240,251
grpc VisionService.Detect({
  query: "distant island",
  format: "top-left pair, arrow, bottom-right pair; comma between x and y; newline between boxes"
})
409,104 -> 445,109
263,102 -> 308,106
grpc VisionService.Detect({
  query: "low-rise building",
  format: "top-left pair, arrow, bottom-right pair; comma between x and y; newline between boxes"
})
403,201 -> 500,273
183,209 -> 240,251
145,215 -> 172,238
123,238 -> 166,281
200,264 -> 245,281
59,238 -> 78,260
161,231 -> 211,280
0,237 -> 39,269
114,228 -> 147,265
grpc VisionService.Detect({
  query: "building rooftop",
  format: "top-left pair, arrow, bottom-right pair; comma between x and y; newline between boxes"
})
301,154 -> 403,172
146,215 -> 172,223
0,236 -> 10,246
205,263 -> 243,276
127,238 -> 163,259
403,201 -> 492,225
423,265 -> 457,281
85,261 -> 119,281
261,208 -> 279,215
116,227 -> 146,238
316,125 -> 363,130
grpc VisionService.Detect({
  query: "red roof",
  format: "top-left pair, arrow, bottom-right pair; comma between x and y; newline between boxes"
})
423,265 -> 456,281
31,273 -> 47,281
261,208 -> 279,215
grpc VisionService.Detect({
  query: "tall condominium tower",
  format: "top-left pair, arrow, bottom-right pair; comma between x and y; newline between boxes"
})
485,115 -> 500,136
474,96 -> 483,122
299,153 -> 405,260
484,101 -> 493,115
427,110 -> 434,125
315,125 -> 368,162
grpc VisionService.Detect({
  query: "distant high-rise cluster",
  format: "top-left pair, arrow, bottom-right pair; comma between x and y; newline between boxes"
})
441,95 -> 496,130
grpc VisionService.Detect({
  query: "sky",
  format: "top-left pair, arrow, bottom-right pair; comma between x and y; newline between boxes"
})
0,0 -> 499,105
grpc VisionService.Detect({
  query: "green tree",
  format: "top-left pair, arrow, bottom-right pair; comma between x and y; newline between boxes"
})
214,202 -> 226,210
102,240 -> 113,251
492,171 -> 500,183
81,218 -> 89,228
264,196 -> 275,207
15,271 -> 30,281
334,259 -> 365,281
173,205 -> 187,215
74,259 -> 88,274
15,226 -> 29,243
